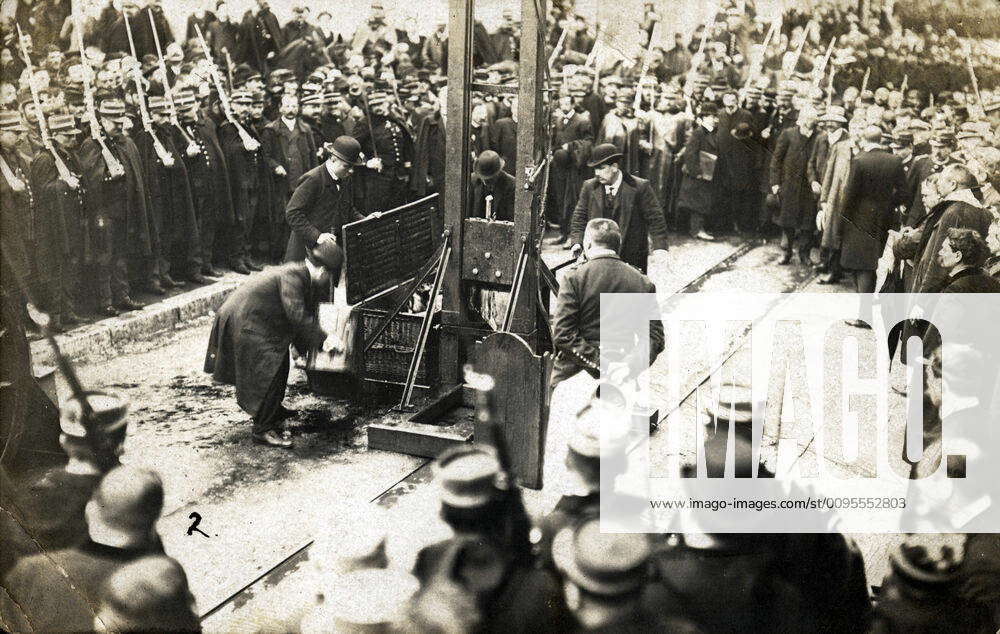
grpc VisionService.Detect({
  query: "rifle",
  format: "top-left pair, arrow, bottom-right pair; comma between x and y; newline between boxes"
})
860,66 -> 871,96
783,19 -> 815,79
633,21 -> 659,113
123,10 -> 174,167
963,43 -> 985,116
148,9 -> 198,155
16,23 -> 77,187
73,1 -> 124,178
548,28 -> 568,71
741,17 -> 778,105
899,73 -> 908,96
193,24 -> 259,152
685,2 -> 717,94
811,37 -> 836,89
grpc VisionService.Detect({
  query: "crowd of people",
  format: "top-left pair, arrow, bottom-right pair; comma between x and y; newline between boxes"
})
4,361 -> 1000,632
2,0 -> 1000,631
0,0 -> 997,332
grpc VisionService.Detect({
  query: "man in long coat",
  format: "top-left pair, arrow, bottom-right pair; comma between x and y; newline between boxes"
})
204,242 -> 341,447
770,110 -> 818,264
839,126 -> 907,327
716,92 -> 758,234
547,92 -> 593,246
569,143 -> 668,274
262,93 -> 318,262
283,135 -> 366,262
676,102 -> 722,240
816,117 -> 854,284
552,218 -> 664,390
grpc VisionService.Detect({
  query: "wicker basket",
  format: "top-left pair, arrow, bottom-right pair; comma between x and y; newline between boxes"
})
361,309 -> 439,386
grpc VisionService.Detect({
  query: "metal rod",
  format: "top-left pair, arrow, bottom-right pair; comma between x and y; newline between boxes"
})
399,241 -> 452,409
501,238 -> 530,332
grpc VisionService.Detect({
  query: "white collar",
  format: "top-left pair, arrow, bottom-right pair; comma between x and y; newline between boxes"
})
942,188 -> 982,208
282,117 -> 296,131
828,128 -> 845,144
605,169 -> 623,196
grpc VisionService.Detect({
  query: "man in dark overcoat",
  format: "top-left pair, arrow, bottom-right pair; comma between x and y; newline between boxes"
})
568,144 -> 668,273
262,93 -> 318,262
770,109 -> 818,264
553,219 -> 664,390
839,125 -> 907,322
204,242 -> 341,447
716,92 -> 759,234
283,135 -> 366,262
676,101 -> 722,240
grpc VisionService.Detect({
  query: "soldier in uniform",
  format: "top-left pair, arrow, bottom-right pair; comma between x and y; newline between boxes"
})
412,444 -> 573,633
0,110 -> 35,311
903,127 -> 955,227
78,99 -> 148,315
147,96 -> 208,285
552,218 -> 664,389
249,88 -> 277,265
28,113 -> 85,330
176,90 -> 227,278
217,89 -> 263,274
356,89 -> 413,214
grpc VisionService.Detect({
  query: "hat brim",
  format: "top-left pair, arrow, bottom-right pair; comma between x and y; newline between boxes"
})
820,115 -> 848,123
587,152 -> 624,168
51,127 -> 82,135
325,144 -> 365,166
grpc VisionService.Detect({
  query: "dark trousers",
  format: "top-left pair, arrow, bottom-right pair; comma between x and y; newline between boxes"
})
720,187 -> 762,234
820,247 -> 843,278
853,269 -> 876,324
92,218 -> 131,308
782,227 -> 812,262
192,192 -> 217,272
253,353 -> 290,434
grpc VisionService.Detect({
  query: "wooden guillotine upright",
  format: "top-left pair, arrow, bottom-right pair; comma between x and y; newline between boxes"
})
367,0 -> 556,488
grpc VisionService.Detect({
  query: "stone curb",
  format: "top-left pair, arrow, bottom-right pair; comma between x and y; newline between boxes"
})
29,275 -> 245,367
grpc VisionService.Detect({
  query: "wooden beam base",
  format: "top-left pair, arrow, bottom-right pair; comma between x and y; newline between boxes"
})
367,418 -> 472,458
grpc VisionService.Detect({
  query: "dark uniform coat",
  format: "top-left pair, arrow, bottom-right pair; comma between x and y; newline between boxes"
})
839,147 -> 907,271
218,119 -> 263,239
204,262 -> 327,414
769,126 -> 818,231
355,114 -> 414,214
569,174 -> 669,273
550,252 -> 664,388
283,163 -> 365,262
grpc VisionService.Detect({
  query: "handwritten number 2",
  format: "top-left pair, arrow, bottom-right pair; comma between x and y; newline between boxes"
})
187,512 -> 210,538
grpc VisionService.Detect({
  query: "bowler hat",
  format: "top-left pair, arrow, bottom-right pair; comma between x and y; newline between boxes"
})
587,143 -> 624,168
324,135 -> 364,166
698,101 -> 719,117
85,466 -> 164,549
555,518 -> 651,596
433,444 -> 503,509
307,240 -> 345,275
473,150 -> 503,179
704,383 -> 753,424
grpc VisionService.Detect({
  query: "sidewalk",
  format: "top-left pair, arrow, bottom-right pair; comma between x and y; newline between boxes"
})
29,271 -> 249,368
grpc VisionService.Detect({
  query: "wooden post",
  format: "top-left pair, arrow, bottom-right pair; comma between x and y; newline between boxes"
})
510,0 -> 546,340
439,0 -> 475,387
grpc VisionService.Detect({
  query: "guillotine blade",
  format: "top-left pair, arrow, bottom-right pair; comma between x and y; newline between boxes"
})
472,332 -> 550,490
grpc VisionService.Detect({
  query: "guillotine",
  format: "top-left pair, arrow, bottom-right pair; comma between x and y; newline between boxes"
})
366,0 -> 556,488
